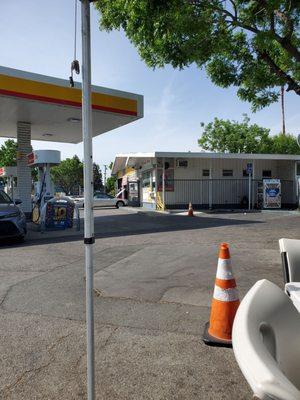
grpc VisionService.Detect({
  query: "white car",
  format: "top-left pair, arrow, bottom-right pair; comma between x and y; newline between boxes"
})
69,193 -> 128,209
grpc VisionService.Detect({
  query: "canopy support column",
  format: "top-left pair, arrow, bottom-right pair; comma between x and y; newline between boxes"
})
17,121 -> 32,217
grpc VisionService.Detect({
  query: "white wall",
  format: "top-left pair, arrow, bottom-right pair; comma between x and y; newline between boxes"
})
157,157 -> 296,206
173,158 -> 291,180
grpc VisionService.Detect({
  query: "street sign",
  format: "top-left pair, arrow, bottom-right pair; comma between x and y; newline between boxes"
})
246,163 -> 253,175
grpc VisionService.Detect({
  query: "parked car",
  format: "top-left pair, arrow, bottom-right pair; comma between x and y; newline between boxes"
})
0,190 -> 27,240
69,193 -> 127,209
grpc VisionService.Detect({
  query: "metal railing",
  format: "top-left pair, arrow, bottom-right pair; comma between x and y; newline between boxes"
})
163,179 -> 296,209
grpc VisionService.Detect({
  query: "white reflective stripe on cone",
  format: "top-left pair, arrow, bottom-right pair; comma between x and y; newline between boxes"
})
213,285 -> 239,302
216,258 -> 234,280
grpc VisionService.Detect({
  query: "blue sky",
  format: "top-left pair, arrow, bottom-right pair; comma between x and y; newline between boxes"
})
0,0 -> 299,171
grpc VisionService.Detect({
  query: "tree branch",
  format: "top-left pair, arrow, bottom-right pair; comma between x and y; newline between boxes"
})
275,33 -> 300,62
259,50 -> 300,95
228,0 -> 237,19
247,1 -> 299,59
188,0 -> 300,61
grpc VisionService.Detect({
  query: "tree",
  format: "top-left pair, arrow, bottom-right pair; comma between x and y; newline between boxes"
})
198,116 -> 272,153
105,162 -> 117,195
96,0 -> 300,110
268,133 -> 300,154
106,176 -> 117,195
93,163 -> 103,191
0,140 -> 38,182
51,155 -> 83,195
199,116 -> 300,154
0,139 -> 17,166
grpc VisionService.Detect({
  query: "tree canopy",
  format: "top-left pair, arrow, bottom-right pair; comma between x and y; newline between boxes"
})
105,161 -> 117,195
0,139 -> 17,167
51,155 -> 83,195
93,163 -> 103,191
269,132 -> 300,154
198,115 -> 300,154
96,0 -> 300,110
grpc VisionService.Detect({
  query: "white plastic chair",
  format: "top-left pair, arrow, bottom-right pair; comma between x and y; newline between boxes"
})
279,238 -> 300,284
232,279 -> 300,400
279,238 -> 300,312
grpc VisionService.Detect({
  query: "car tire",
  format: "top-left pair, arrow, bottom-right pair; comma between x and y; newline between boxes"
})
116,201 -> 125,209
16,235 -> 25,243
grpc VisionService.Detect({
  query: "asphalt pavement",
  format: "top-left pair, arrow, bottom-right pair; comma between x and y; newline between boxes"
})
0,207 -> 299,399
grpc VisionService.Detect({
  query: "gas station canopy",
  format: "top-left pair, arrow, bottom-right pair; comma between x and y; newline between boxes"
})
0,66 -> 143,143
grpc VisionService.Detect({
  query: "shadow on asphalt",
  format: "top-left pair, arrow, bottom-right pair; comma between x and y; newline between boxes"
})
0,212 -> 263,248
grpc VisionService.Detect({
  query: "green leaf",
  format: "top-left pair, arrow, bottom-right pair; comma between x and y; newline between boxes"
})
95,0 -> 300,109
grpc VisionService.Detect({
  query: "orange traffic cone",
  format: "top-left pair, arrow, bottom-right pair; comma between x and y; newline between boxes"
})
188,202 -> 194,217
203,243 -> 240,347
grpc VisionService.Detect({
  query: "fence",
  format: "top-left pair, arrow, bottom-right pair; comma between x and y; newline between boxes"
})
164,179 -> 297,209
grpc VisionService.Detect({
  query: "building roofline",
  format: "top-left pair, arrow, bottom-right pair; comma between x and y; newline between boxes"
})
114,151 -> 300,161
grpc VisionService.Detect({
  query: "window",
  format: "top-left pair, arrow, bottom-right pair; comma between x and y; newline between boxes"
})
142,171 -> 151,188
262,170 -> 272,178
222,169 -> 233,177
0,190 -> 11,204
94,193 -> 110,199
202,169 -> 210,177
177,159 -> 188,168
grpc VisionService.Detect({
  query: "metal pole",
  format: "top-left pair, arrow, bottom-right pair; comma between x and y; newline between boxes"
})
81,1 -> 95,399
281,85 -> 286,135
10,176 -> 14,200
209,158 -> 213,210
248,171 -> 251,211
162,158 -> 165,210
103,164 -> 107,192
252,160 -> 255,209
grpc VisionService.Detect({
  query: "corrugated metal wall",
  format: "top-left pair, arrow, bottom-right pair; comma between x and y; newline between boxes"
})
159,157 -> 297,209
165,179 -> 295,209
172,158 -> 295,180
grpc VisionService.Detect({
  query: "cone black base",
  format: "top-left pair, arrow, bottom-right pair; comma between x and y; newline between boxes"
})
202,322 -> 232,348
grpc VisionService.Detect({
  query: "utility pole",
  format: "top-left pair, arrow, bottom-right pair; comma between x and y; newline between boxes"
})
162,158 -> 165,210
281,85 -> 286,135
81,1 -> 95,399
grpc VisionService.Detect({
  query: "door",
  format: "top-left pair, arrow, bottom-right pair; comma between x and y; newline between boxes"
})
127,181 -> 140,206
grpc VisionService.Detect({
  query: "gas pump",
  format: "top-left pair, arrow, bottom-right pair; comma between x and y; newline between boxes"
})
27,149 -> 80,231
0,166 -> 17,199
27,150 -> 61,223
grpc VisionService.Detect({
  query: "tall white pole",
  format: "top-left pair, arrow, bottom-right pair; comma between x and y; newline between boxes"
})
81,1 -> 95,399
162,158 -> 165,210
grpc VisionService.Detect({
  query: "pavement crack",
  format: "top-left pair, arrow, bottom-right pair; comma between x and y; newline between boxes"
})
0,256 -> 84,310
100,326 -> 119,350
0,361 -> 53,395
0,333 -> 72,396
0,284 -> 15,309
47,333 -> 72,352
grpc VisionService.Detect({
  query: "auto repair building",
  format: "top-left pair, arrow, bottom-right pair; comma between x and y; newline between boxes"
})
112,152 -> 300,210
